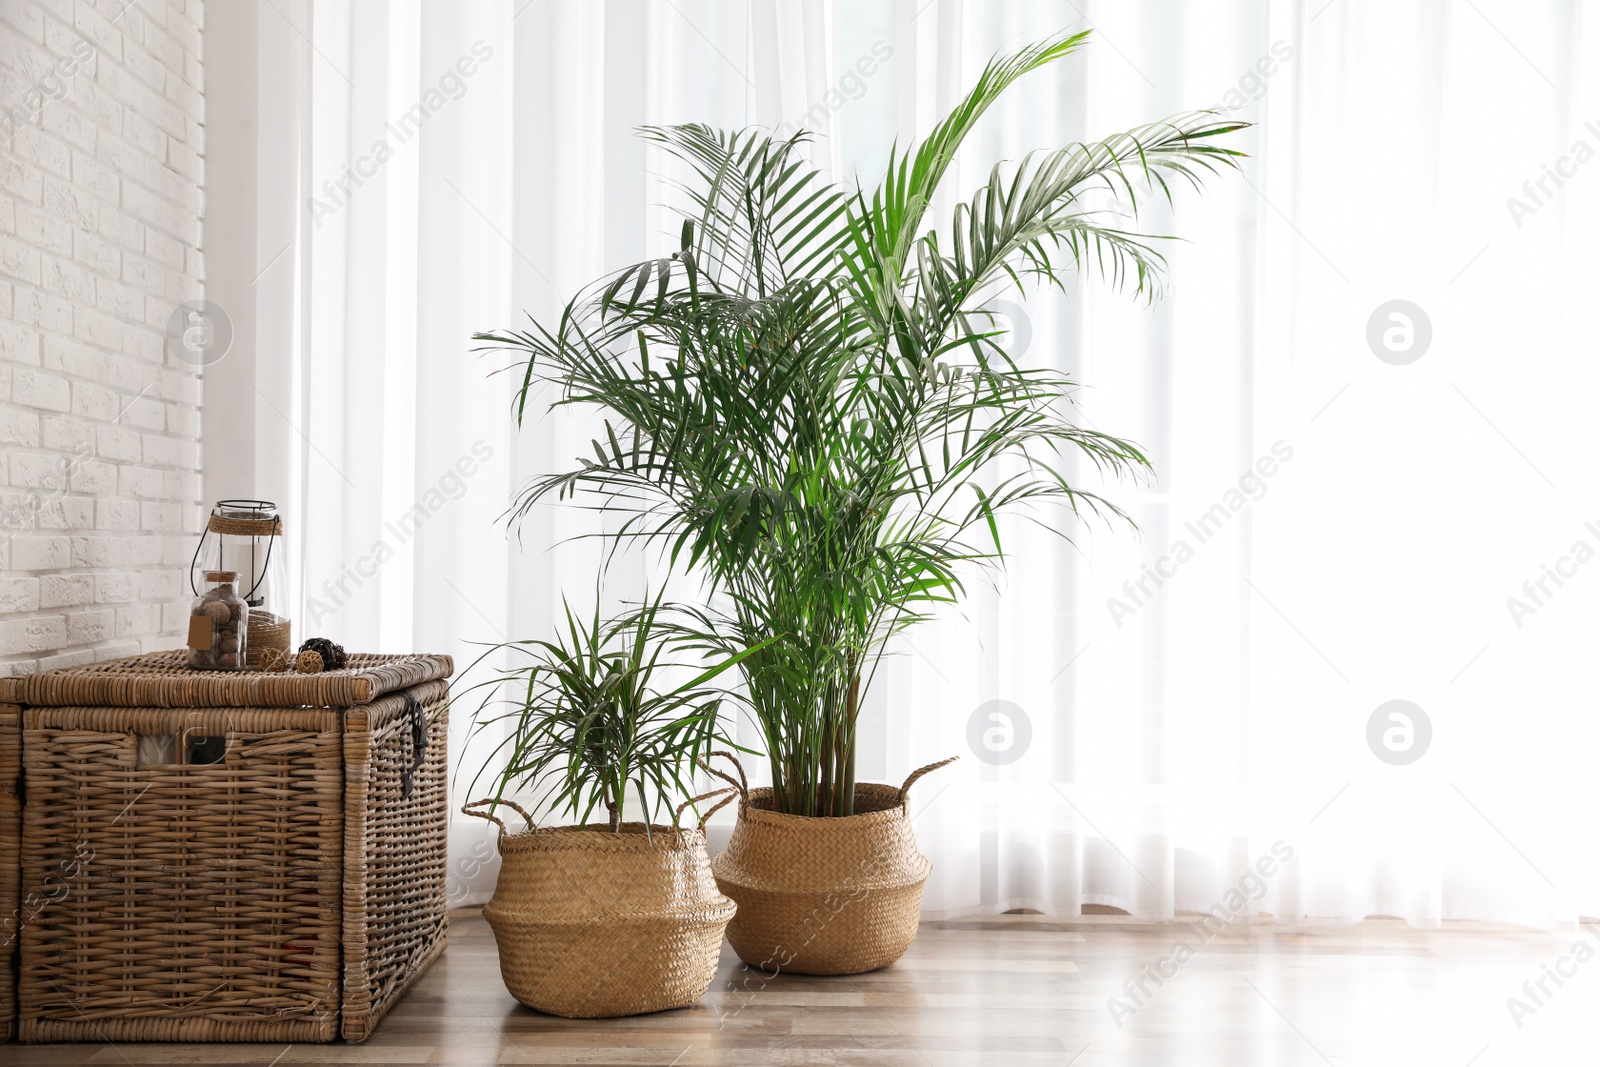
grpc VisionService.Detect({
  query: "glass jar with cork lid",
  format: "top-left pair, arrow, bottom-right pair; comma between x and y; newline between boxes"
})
187,570 -> 249,670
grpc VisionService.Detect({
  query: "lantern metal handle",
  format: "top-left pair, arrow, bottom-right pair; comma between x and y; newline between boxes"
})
189,499 -> 282,601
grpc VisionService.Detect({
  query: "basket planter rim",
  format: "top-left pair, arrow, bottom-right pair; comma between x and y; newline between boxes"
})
483,903 -> 737,928
736,783 -> 909,827
496,821 -> 709,854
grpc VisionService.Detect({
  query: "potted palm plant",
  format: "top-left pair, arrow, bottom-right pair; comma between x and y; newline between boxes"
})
458,595 -> 758,1017
478,31 -> 1245,974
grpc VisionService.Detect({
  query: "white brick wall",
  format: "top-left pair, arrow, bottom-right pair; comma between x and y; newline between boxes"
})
0,0 -> 203,674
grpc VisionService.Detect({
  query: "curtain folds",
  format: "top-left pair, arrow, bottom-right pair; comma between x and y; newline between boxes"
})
286,0 -> 1600,927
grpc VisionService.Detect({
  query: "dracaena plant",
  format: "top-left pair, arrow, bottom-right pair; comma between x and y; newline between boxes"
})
477,31 -> 1246,816
459,593 -> 758,832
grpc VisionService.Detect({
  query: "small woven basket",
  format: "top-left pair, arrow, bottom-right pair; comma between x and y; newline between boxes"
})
245,609 -> 292,670
463,792 -> 737,1019
706,753 -> 955,976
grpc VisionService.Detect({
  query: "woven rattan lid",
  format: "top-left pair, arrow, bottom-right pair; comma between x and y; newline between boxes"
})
9,649 -> 453,708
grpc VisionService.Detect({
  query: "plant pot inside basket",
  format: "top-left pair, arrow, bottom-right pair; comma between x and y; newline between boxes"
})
466,801 -> 735,1019
709,758 -> 953,977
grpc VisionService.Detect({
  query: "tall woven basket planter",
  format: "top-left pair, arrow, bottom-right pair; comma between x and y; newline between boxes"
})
8,651 -> 452,1044
463,795 -> 737,1019
707,754 -> 956,976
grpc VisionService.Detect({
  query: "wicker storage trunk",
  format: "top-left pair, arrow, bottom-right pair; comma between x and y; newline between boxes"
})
6,651 -> 452,1044
0,700 -> 19,1042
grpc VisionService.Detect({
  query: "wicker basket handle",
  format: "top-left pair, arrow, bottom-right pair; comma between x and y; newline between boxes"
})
461,798 -> 535,838
896,755 -> 959,805
699,750 -> 748,800
673,786 -> 738,833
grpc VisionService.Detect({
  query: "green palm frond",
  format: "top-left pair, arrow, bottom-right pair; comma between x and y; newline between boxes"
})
640,125 -> 852,291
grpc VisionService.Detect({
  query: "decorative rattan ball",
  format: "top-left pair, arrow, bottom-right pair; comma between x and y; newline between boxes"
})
298,637 -> 348,671
295,649 -> 324,674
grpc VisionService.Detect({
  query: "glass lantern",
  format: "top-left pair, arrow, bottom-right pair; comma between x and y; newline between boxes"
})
189,499 -> 291,669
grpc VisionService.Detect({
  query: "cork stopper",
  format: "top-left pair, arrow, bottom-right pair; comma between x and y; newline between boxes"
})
203,570 -> 239,583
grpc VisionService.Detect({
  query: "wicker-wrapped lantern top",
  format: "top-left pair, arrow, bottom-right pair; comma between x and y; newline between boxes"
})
0,649 -> 453,708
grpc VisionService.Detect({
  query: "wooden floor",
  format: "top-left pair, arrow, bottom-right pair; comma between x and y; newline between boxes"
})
8,909 -> 1597,1065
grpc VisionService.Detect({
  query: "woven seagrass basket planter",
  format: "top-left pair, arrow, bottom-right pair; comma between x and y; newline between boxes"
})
464,798 -> 736,1019
6,650 -> 453,1044
707,755 -> 956,976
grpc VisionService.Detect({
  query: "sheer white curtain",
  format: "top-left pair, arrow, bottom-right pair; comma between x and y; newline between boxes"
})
284,0 -> 1600,926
